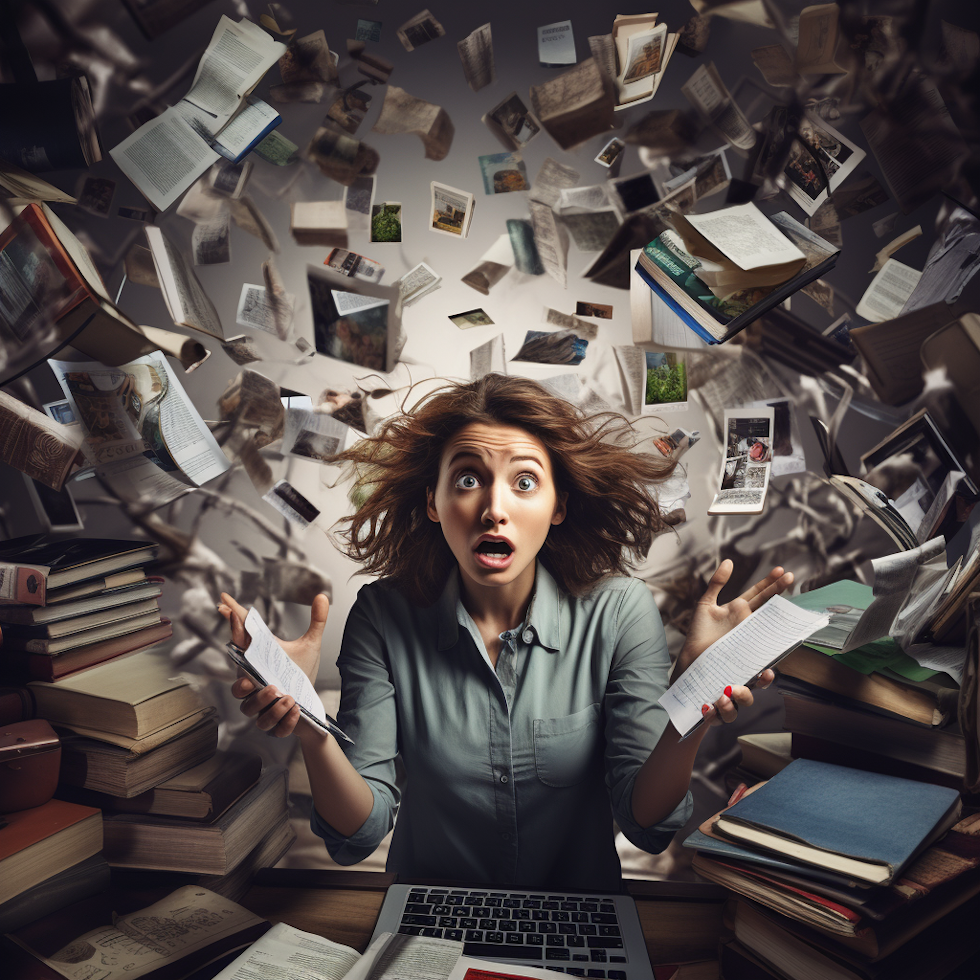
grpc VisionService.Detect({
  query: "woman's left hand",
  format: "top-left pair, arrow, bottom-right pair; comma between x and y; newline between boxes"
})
674,559 -> 794,724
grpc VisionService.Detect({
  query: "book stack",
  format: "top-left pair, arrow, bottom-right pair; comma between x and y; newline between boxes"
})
27,650 -> 294,895
0,535 -> 170,681
0,799 -> 108,933
777,579 -> 965,790
685,759 -> 980,980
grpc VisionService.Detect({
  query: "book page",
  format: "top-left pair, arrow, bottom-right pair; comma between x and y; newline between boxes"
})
687,204 -> 805,270
50,353 -> 231,488
660,596 -> 831,737
238,606 -> 350,743
681,63 -> 756,151
145,225 -> 224,338
856,258 -> 922,322
178,16 -> 286,135
708,408 -> 774,514
211,921 -> 360,980
211,98 -> 280,160
109,108 -> 219,212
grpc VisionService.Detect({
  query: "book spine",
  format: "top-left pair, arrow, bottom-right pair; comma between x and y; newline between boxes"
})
634,260 -> 722,344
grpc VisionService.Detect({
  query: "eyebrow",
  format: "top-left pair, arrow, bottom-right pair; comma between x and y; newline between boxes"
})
446,450 -> 546,467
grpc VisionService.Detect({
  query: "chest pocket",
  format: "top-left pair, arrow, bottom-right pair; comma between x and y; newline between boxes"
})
533,702 -> 603,787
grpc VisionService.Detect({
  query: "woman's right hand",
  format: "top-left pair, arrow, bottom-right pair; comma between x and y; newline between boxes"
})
217,592 -> 330,738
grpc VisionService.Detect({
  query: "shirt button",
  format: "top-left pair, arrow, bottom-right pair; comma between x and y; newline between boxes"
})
501,832 -> 511,841
522,629 -> 533,643
500,773 -> 509,783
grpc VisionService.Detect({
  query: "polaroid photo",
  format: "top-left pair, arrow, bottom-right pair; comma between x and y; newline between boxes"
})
595,138 -> 626,168
708,408 -> 776,514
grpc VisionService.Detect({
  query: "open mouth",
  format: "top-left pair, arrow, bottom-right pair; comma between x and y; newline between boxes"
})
474,539 -> 514,568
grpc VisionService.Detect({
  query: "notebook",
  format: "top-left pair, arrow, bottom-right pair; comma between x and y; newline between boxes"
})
371,883 -> 654,980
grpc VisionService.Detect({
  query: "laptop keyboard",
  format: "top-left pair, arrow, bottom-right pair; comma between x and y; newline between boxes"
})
396,886 -> 629,978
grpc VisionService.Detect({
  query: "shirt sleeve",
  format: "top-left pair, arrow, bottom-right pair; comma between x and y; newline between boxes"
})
602,579 -> 693,853
308,584 -> 400,865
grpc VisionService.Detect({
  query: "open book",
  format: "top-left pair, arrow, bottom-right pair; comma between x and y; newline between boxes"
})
635,205 -> 839,344
110,17 -> 285,210
0,204 -> 207,381
214,924 -> 569,980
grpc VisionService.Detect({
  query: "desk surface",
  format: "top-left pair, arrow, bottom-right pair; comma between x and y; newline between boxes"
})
240,870 -> 728,967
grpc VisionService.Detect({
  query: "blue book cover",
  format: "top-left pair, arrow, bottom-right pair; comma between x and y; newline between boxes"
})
714,759 -> 961,884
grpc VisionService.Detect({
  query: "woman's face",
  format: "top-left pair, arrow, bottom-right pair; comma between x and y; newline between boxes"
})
426,422 -> 566,603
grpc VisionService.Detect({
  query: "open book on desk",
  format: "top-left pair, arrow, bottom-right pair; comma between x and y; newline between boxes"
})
213,924 -> 569,980
227,606 -> 352,744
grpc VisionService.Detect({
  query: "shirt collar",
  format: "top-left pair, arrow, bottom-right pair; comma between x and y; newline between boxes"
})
436,562 -> 563,652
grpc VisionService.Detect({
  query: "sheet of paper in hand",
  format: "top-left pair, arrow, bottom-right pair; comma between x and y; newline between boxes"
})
227,607 -> 352,743
659,596 -> 830,738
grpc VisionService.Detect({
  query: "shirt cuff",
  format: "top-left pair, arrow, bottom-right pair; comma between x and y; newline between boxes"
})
616,781 -> 694,855
309,788 -> 393,866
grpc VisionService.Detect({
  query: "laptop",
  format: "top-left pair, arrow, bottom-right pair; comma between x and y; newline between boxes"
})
370,883 -> 655,980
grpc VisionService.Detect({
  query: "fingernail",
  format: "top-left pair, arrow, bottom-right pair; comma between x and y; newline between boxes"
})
702,704 -> 710,714
724,685 -> 733,698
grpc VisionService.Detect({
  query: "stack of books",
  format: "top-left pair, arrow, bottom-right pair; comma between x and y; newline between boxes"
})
685,759 -> 980,980
26,649 -> 294,895
0,536 -> 170,681
0,799 -> 108,933
27,651 -> 217,799
775,579 -> 964,790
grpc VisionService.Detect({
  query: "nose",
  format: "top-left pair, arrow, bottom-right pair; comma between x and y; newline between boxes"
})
482,480 -> 508,526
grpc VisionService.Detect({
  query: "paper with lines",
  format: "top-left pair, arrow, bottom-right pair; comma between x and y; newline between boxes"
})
660,595 -> 830,737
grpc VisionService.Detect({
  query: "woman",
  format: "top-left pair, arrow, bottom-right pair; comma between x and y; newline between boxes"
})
219,374 -> 791,890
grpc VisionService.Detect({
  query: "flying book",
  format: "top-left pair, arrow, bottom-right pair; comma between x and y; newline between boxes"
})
635,205 -> 839,344
828,475 -> 919,551
0,204 -> 207,386
0,535 -> 158,607
713,759 -> 962,885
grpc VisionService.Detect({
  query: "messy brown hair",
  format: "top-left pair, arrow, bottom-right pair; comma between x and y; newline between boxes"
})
331,374 -> 677,605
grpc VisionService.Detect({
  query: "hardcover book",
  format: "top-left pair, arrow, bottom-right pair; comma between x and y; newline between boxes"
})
0,799 -> 102,906
28,650 -> 206,739
634,208 -> 839,345
713,759 -> 962,885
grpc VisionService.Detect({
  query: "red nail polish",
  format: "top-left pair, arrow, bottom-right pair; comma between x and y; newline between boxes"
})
702,704 -> 710,714
724,685 -> 733,698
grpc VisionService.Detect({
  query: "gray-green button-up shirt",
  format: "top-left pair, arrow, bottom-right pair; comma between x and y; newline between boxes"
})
311,562 -> 693,891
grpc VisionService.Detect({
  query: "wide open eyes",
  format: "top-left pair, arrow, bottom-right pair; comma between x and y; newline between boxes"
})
452,472 -> 540,492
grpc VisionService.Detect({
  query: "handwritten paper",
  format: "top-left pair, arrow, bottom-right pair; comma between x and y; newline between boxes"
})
660,596 -> 830,737
231,607 -> 351,742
